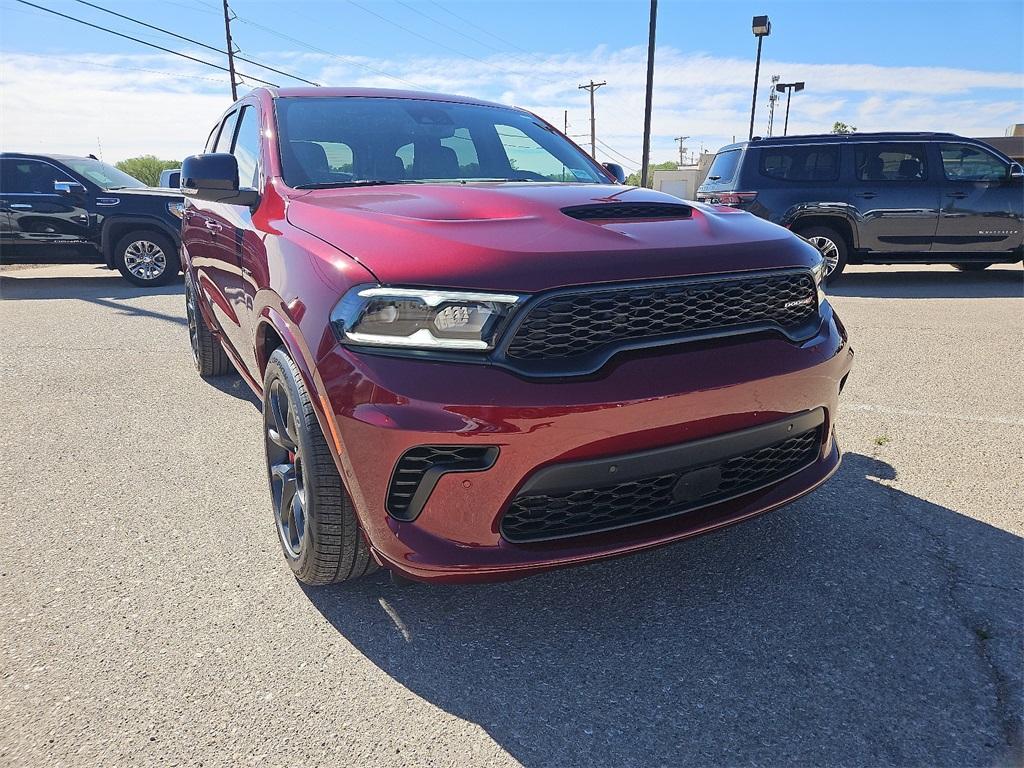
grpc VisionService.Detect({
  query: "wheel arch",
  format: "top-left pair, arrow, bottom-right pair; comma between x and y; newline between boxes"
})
787,214 -> 857,251
101,216 -> 181,268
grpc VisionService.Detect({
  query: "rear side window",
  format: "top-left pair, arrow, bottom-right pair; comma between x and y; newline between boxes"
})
759,145 -> 840,182
232,105 -> 261,189
855,143 -> 927,181
0,158 -> 73,193
705,149 -> 741,183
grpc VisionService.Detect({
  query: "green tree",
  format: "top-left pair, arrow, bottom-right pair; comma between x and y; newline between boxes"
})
625,161 -> 679,188
831,121 -> 857,134
114,155 -> 181,186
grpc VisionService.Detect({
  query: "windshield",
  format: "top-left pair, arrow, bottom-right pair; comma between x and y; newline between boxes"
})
275,96 -> 607,188
61,158 -> 146,189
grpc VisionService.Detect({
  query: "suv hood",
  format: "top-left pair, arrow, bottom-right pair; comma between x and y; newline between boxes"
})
285,182 -> 814,293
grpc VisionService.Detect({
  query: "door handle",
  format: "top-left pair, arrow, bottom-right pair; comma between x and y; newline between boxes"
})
9,203 -> 32,209
946,192 -> 968,199
854,192 -> 877,199
204,220 -> 223,233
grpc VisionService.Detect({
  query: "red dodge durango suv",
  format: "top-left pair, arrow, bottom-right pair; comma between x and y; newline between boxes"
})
181,87 -> 853,585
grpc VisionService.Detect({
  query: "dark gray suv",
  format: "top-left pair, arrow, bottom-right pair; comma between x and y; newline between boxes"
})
696,132 -> 1023,281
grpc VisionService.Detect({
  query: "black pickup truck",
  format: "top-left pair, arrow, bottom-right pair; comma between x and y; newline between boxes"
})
0,152 -> 184,286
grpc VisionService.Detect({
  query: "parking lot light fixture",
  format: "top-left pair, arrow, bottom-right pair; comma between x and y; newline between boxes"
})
775,81 -> 806,136
748,15 -> 772,140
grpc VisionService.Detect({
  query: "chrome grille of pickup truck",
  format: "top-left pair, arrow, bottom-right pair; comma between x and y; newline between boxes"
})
505,271 -> 818,362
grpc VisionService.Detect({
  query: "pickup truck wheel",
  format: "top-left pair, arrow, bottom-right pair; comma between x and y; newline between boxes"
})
113,230 -> 180,287
799,226 -> 848,283
952,263 -> 992,272
263,348 -> 378,586
185,278 -> 232,377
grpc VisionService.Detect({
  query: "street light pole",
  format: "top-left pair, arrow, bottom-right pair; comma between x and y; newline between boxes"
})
775,81 -> 805,136
747,15 -> 771,141
640,0 -> 658,188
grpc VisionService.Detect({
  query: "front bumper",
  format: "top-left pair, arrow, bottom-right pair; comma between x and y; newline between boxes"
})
314,304 -> 853,583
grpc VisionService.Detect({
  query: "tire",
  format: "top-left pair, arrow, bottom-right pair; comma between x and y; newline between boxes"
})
185,277 -> 232,377
952,263 -> 992,272
798,225 -> 848,283
263,347 -> 378,585
113,229 -> 180,287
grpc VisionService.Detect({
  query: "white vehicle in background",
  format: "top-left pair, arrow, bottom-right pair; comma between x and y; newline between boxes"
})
159,168 -> 181,189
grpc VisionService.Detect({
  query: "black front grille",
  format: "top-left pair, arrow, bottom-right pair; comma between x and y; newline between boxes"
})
501,427 -> 821,543
505,271 -> 817,362
562,203 -> 693,221
387,445 -> 498,520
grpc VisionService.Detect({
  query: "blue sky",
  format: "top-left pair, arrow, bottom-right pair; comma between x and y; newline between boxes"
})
1,0 -> 1021,165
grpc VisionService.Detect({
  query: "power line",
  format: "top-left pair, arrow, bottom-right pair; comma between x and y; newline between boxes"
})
596,137 -> 641,167
70,0 -> 320,86
344,0 -> 567,89
46,54 -> 231,84
13,0 -> 280,86
426,0 -> 534,56
232,14 -> 427,90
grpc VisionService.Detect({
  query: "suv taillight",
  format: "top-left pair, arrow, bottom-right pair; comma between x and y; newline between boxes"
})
715,191 -> 758,207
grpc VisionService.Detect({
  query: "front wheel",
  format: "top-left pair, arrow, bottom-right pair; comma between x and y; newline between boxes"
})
113,229 -> 180,287
799,226 -> 848,284
952,263 -> 992,272
263,348 -> 378,585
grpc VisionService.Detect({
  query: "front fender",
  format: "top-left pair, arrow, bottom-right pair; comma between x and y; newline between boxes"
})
101,215 -> 182,267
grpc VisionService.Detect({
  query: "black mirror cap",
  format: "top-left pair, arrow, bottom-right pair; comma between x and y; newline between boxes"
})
54,180 -> 86,196
181,153 -> 259,205
602,162 -> 626,184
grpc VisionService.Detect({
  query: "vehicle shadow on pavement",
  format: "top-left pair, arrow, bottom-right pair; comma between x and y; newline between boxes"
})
0,270 -> 186,325
827,267 -> 1023,299
305,453 -> 1022,767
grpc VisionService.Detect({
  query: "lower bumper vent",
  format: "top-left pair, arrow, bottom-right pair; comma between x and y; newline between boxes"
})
387,445 -> 498,521
501,426 -> 821,543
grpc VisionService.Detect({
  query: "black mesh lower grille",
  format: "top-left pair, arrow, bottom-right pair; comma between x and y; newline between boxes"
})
387,445 -> 498,520
501,427 -> 821,543
505,271 -> 818,362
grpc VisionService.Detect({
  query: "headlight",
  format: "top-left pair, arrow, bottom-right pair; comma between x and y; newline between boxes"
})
331,286 -> 522,351
167,201 -> 185,219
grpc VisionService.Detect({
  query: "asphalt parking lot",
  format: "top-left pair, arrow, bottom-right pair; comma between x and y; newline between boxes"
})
1,261 -> 1022,767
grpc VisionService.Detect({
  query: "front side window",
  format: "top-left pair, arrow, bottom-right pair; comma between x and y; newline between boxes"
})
232,105 -> 261,189
705,149 -> 741,183
855,143 -> 927,181
214,110 -> 239,153
0,158 -> 74,194
940,144 -> 1007,182
274,97 -> 607,188
759,145 -> 840,182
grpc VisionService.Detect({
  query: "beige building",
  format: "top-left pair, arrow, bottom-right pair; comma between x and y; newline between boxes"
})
651,152 -> 715,200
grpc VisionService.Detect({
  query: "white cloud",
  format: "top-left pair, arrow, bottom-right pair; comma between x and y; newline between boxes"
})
1,46 -> 1019,168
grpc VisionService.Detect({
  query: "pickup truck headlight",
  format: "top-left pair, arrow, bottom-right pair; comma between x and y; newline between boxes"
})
331,286 -> 522,351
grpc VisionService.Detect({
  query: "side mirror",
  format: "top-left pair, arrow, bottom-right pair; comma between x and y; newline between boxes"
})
181,153 -> 258,205
54,180 -> 86,196
1009,162 -> 1023,180
602,162 -> 626,184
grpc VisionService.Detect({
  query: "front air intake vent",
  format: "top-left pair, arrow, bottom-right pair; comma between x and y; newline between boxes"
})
387,445 -> 499,521
561,203 -> 693,221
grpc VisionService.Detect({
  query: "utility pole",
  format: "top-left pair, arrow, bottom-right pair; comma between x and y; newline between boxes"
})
564,109 -> 568,135
675,135 -> 689,167
578,80 -> 606,160
639,0 -> 658,187
222,0 -> 238,101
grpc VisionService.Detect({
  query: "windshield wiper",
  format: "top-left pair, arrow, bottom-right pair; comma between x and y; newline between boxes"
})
293,180 -> 421,190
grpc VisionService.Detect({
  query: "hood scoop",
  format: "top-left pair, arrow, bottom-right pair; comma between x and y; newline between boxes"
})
561,202 -> 693,221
